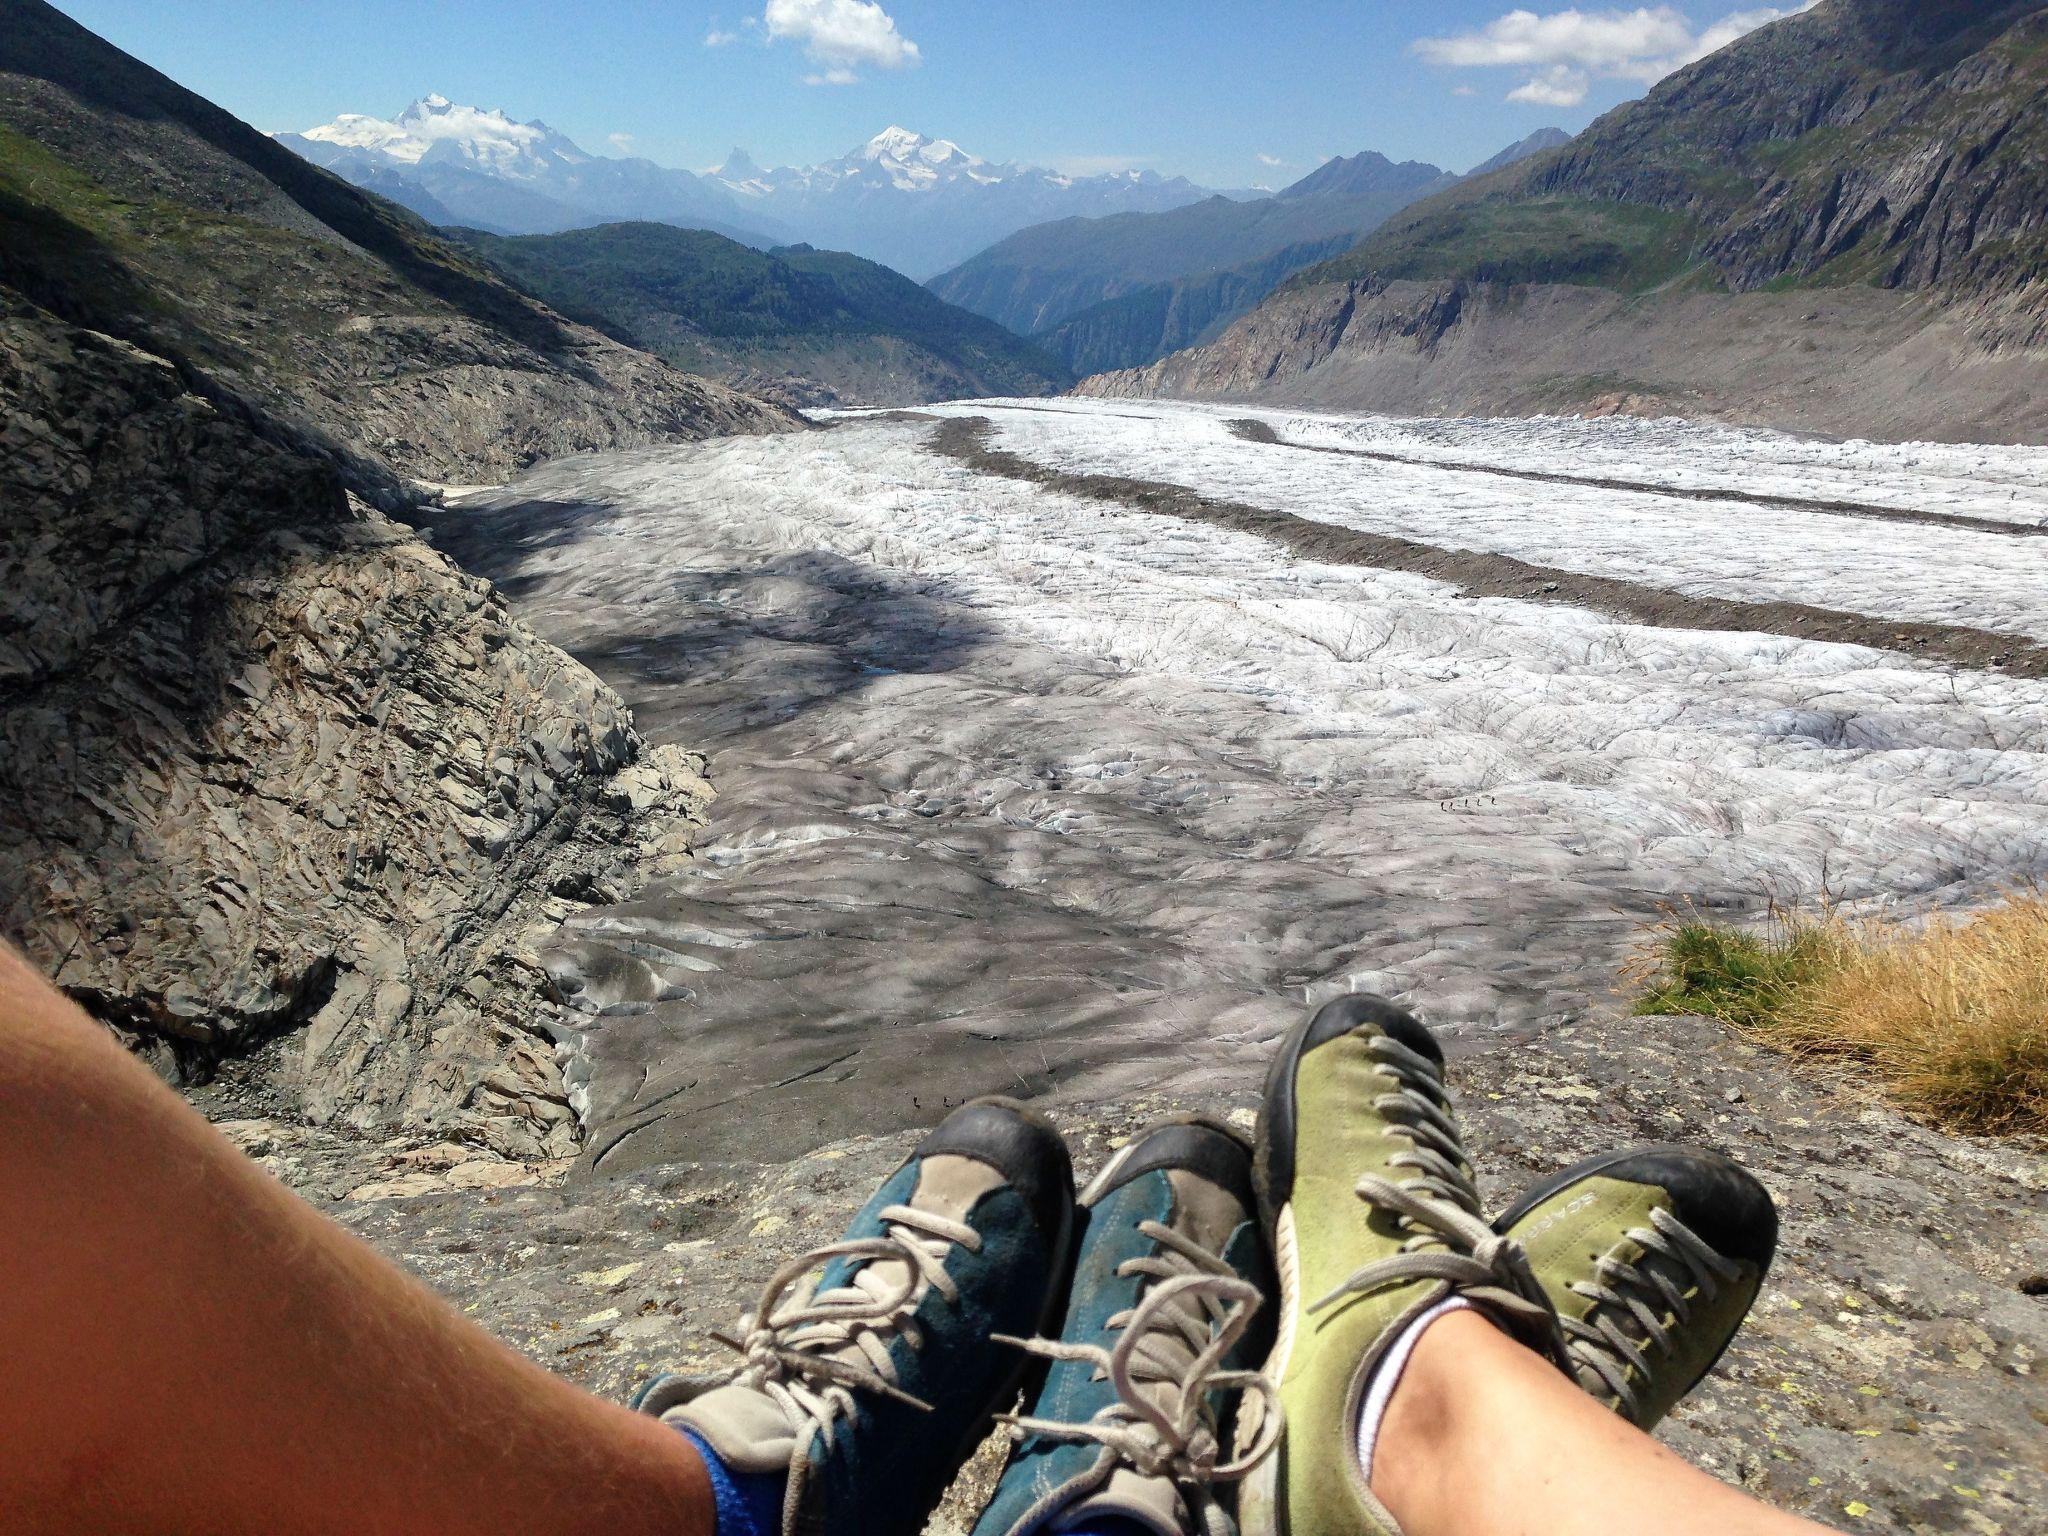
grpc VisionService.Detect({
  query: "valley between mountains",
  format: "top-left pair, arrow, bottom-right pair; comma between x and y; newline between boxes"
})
4,1 -> 2047,1532
317,399 -> 2043,1536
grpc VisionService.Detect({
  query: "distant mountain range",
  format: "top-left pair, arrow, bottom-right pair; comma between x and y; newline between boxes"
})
702,127 -> 1219,278
277,95 -> 771,246
278,104 -> 1220,279
1081,0 -> 2048,445
452,223 -> 1070,407
931,132 -> 1568,376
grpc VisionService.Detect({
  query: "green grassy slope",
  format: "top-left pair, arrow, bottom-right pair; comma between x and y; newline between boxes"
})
454,222 -> 1070,404
0,0 -> 783,483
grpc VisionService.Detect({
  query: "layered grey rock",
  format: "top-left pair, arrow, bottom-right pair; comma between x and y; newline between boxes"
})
0,297 -> 710,1154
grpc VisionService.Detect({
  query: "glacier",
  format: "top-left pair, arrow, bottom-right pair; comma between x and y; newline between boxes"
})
435,400 -> 2048,1173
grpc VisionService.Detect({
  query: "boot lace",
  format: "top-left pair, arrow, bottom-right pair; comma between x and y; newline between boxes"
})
1307,1035 -> 1563,1359
711,1204 -> 979,1439
1558,1206 -> 1740,1419
995,1221 -> 1281,1536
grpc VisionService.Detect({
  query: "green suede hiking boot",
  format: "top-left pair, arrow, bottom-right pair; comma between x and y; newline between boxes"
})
635,1097 -> 1076,1536
972,1117 -> 1278,1536
1242,995 -> 1563,1536
1494,1143 -> 1778,1430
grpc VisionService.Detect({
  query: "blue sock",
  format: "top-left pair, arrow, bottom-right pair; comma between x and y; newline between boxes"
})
678,1427 -> 786,1536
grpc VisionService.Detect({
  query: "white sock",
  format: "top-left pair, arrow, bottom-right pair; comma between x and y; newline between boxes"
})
1353,1297 -> 1475,1486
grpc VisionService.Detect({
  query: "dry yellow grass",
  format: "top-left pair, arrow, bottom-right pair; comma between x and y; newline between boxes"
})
1635,894 -> 2048,1136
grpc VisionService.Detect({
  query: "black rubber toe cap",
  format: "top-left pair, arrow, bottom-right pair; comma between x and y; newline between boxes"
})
915,1096 -> 1076,1252
1093,1116 -> 1259,1217
1255,993 -> 1438,1232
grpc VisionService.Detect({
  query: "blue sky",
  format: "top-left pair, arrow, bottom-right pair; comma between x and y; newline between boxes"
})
51,1 -> 1811,185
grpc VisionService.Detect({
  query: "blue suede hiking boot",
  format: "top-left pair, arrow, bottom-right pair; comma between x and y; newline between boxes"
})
971,1117 -> 1279,1536
637,1098 -> 1076,1536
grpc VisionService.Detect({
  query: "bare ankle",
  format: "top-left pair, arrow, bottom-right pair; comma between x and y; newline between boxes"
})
1365,1308 -> 1510,1535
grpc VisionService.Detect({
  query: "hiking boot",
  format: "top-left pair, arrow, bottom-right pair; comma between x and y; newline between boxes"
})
972,1117 -> 1279,1536
1242,995 -> 1562,1536
635,1098 -> 1077,1536
1494,1143 -> 1778,1430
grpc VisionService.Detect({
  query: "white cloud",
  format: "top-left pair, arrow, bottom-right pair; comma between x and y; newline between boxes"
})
1256,152 -> 1285,167
1452,83 -> 1479,96
704,25 -> 738,46
1415,6 -> 1693,71
1506,65 -> 1590,105
1415,3 -> 1817,103
607,131 -> 636,151
764,0 -> 919,83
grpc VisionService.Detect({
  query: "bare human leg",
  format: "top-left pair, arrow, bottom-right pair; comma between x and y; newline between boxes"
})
1371,1309 -> 1836,1536
0,940 -> 713,1536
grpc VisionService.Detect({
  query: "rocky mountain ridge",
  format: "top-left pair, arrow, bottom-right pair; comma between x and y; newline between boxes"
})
937,131 -> 1571,377
1083,0 -> 2048,442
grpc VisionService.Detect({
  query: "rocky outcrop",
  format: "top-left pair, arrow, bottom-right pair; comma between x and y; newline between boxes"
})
0,0 -> 801,1153
0,297 -> 711,1155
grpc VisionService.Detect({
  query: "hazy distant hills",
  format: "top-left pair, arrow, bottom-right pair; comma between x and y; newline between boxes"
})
937,133 -> 1569,377
1082,0 -> 2048,444
1462,127 -> 1573,180
1034,230 -> 1365,379
278,107 -> 1218,280
926,152 -> 1457,339
453,222 -> 1071,407
705,127 -> 1219,279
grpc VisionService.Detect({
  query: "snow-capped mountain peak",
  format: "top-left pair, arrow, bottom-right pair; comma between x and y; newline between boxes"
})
846,127 -> 988,190
860,125 -> 975,166
296,95 -> 564,175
